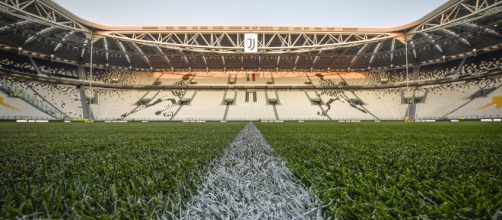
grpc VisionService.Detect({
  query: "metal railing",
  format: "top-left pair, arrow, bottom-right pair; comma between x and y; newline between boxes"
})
0,79 -> 65,119
0,115 -> 54,120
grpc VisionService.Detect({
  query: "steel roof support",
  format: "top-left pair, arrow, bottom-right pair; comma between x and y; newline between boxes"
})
153,46 -> 172,67
329,47 -> 350,69
24,26 -> 57,45
312,56 -> 320,67
294,55 -> 300,69
103,37 -> 109,62
409,40 -> 417,59
461,23 -> 502,37
179,50 -> 190,66
54,30 -> 75,52
410,0 -> 502,33
0,20 -> 31,32
390,38 -> 396,63
203,55 -> 208,68
101,32 -> 396,54
115,39 -> 131,64
351,43 -> 370,66
439,28 -> 471,47
369,41 -> 382,65
81,38 -> 88,58
421,32 -> 443,53
130,42 -> 150,66
0,0 -> 89,32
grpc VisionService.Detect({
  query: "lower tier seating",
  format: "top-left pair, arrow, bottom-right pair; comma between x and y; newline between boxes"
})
1,77 -> 501,121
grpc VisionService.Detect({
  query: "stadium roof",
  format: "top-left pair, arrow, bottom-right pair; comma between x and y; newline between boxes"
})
0,0 -> 501,71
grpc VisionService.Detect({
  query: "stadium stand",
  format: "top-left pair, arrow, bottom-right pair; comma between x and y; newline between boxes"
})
0,50 -> 37,74
0,90 -> 53,120
1,52 -> 501,121
90,89 -> 149,120
28,82 -> 83,118
275,90 -> 326,121
273,73 -> 308,85
0,79 -> 501,121
33,57 -> 79,78
226,90 -> 276,121
193,73 -> 229,85
355,89 -> 408,120
123,90 -> 180,120
449,86 -> 502,119
173,91 -> 226,121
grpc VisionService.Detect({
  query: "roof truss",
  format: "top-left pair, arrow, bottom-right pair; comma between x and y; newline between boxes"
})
99,32 -> 396,54
411,0 -> 502,33
0,0 -> 89,32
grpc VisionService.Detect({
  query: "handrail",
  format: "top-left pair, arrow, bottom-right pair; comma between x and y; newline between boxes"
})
0,79 -> 66,119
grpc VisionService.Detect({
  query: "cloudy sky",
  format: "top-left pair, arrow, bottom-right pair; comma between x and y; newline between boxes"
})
54,0 -> 447,27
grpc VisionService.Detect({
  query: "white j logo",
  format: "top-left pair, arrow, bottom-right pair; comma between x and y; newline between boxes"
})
244,33 -> 258,53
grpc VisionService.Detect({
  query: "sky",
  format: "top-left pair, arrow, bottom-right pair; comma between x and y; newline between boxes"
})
53,0 -> 448,28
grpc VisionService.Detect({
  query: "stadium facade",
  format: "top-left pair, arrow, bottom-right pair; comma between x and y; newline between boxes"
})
0,0 -> 501,121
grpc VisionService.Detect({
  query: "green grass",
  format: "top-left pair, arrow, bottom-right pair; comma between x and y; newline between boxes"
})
0,122 -> 245,219
2,122 -> 501,219
257,122 -> 502,219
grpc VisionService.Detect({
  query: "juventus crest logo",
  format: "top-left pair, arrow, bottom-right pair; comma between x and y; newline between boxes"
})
244,33 -> 258,53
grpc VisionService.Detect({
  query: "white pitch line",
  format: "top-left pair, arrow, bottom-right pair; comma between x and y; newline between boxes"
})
182,123 -> 324,219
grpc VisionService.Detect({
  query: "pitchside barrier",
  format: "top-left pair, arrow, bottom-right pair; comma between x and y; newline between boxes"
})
5,118 -> 502,123
16,120 -> 49,123
481,119 -> 502,122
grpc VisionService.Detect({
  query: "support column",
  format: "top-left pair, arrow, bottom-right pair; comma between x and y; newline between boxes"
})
87,32 -> 95,120
404,35 -> 414,122
77,64 -> 86,80
413,64 -> 420,81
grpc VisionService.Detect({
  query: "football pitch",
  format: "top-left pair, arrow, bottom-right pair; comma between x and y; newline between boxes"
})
1,122 -> 501,219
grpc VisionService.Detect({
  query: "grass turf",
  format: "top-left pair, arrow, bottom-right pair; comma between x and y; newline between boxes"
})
257,122 -> 502,219
0,122 -> 245,219
1,122 -> 501,219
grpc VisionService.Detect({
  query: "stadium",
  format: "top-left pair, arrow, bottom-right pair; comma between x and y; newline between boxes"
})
0,0 -> 501,218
